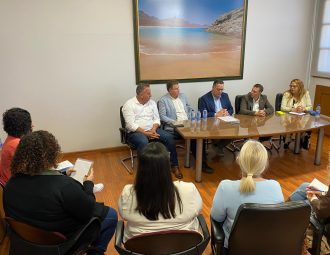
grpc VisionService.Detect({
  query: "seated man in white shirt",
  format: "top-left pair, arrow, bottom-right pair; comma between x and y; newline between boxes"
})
158,80 -> 214,173
122,83 -> 182,179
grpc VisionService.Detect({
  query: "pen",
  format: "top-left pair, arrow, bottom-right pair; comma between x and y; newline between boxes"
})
306,187 -> 325,192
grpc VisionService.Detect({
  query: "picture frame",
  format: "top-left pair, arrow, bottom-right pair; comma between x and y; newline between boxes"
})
132,0 -> 248,84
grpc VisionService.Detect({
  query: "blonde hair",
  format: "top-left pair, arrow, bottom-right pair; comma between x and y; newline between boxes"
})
286,79 -> 307,101
237,140 -> 268,193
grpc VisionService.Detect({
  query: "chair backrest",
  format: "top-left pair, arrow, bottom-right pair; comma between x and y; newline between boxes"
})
6,217 -> 66,245
275,93 -> 283,111
235,95 -> 243,114
227,201 -> 311,255
124,230 -> 203,254
120,106 -> 126,129
0,184 -> 7,243
115,214 -> 210,255
6,217 -> 101,255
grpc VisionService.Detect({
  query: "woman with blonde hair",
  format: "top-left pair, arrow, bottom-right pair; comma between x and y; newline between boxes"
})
281,79 -> 312,113
280,79 -> 313,149
211,140 -> 284,251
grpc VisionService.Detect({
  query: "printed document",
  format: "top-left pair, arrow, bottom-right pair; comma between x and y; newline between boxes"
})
71,158 -> 94,184
217,116 -> 240,124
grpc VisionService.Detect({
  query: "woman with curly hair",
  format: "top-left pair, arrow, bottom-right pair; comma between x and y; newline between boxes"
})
3,130 -> 117,255
118,142 -> 202,242
0,107 -> 32,185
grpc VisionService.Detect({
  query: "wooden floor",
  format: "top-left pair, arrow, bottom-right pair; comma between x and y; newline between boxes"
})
0,133 -> 329,255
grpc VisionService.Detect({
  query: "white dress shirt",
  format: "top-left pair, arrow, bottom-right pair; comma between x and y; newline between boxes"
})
252,97 -> 260,111
122,96 -> 160,132
171,97 -> 188,121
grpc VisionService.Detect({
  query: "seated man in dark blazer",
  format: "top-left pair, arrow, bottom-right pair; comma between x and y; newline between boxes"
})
239,84 -> 274,116
199,80 -> 234,156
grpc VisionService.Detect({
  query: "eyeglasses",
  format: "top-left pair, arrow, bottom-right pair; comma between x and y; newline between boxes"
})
289,85 -> 298,88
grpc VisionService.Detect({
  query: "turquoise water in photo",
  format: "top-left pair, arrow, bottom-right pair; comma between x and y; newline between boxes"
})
139,27 -> 237,55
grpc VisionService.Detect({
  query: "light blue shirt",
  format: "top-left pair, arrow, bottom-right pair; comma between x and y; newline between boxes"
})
210,179 -> 284,248
213,95 -> 222,113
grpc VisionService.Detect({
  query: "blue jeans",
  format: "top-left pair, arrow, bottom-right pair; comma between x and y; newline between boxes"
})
91,207 -> 118,254
127,128 -> 179,166
289,182 -> 310,202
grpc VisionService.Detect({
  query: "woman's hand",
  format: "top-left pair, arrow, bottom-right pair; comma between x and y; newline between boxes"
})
65,168 -> 76,176
83,168 -> 94,182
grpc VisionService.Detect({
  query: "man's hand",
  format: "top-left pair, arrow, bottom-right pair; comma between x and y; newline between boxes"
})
144,130 -> 160,139
255,110 -> 266,117
215,109 -> 229,117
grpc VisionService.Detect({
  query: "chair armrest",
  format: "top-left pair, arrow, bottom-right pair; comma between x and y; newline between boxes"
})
210,217 -> 225,245
310,214 -> 325,233
197,214 -> 210,241
115,220 -> 130,255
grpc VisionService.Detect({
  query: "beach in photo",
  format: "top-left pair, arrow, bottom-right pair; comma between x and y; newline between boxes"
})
135,0 -> 246,81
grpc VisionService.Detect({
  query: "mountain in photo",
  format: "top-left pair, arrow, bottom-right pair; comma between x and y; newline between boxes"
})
206,8 -> 244,36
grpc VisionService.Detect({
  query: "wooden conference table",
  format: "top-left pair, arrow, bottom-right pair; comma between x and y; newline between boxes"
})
175,113 -> 330,182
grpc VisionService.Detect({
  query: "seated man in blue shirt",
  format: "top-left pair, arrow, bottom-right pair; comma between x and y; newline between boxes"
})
199,80 -> 234,156
158,80 -> 214,173
122,83 -> 182,179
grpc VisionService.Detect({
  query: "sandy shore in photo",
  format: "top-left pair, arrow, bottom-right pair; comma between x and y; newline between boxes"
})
139,51 -> 241,80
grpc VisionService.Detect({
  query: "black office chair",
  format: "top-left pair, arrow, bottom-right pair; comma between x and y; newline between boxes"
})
226,95 -> 245,153
6,217 -> 103,255
309,214 -> 330,255
275,93 -> 283,111
210,201 -> 311,255
119,106 -> 137,174
115,214 -> 210,255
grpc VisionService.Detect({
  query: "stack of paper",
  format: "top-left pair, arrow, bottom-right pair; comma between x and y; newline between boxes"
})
218,116 -> 240,124
56,160 -> 74,173
289,112 -> 305,116
309,178 -> 329,192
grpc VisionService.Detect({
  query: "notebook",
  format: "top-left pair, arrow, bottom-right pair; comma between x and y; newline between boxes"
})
70,158 -> 94,184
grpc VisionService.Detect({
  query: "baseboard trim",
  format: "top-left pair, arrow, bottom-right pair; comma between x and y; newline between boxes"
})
62,146 -> 128,157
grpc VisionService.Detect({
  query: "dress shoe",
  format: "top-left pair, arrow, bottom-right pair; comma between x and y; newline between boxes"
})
171,166 -> 183,179
202,162 -> 214,173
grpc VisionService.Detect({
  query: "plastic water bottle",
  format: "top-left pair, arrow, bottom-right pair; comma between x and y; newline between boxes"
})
315,104 -> 321,122
196,110 -> 201,122
202,109 -> 208,120
316,104 -> 321,116
191,110 -> 196,123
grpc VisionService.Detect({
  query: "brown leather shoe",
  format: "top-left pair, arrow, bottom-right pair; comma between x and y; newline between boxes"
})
171,166 -> 183,179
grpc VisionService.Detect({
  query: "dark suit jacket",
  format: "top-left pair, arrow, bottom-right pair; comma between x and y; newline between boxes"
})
198,91 -> 233,117
239,93 -> 274,116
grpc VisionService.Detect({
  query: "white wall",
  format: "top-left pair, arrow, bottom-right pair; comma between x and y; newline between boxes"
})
0,0 -> 315,152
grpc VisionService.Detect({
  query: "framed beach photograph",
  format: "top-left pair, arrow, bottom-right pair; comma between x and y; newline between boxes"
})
132,0 -> 248,84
